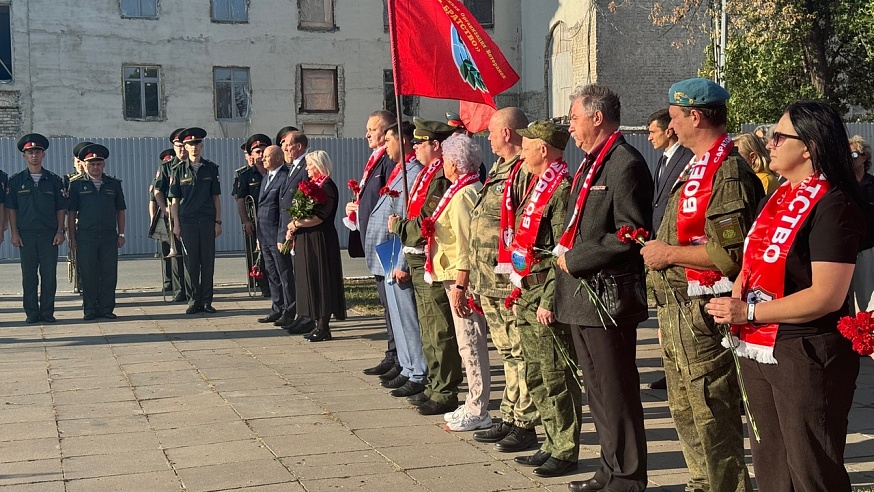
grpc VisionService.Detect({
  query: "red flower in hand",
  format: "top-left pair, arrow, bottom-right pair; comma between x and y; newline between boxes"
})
248,265 -> 264,280
421,217 -> 436,238
698,270 -> 723,289
468,298 -> 484,315
631,228 -> 650,243
504,287 -> 522,310
838,311 -> 874,355
348,179 -> 360,194
379,186 -> 390,196
617,225 -> 634,244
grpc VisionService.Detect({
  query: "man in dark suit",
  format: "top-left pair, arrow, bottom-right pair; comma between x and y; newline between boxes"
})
554,84 -> 653,492
254,145 -> 291,326
276,129 -> 311,331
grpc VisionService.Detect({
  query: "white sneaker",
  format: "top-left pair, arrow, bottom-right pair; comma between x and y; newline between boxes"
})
445,412 -> 492,432
443,405 -> 465,423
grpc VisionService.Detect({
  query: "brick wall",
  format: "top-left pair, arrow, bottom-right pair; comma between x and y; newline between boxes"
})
0,91 -> 21,136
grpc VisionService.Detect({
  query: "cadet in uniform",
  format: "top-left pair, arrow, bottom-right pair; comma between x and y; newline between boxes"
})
64,141 -> 91,188
153,129 -> 188,302
6,134 -> 68,323
151,148 -> 176,294
388,118 -> 462,416
66,141 -> 92,294
236,134 -> 271,298
0,167 -> 7,244
169,127 -> 222,314
641,78 -> 763,492
468,108 -> 540,451
67,144 -> 126,320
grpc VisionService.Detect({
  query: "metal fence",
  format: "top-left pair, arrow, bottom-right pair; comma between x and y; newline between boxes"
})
3,123 -> 869,259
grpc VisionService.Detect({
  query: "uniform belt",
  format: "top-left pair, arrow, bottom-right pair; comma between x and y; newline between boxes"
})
520,270 -> 549,289
653,288 -> 690,306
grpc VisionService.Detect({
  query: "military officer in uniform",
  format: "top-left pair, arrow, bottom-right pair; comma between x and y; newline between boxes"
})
64,141 -> 91,188
236,134 -> 271,298
67,144 -> 126,320
66,141 -> 93,295
169,127 -> 222,314
153,129 -> 188,302
6,133 -> 68,323
641,78 -> 763,492
468,107 -> 541,451
0,167 -> 8,244
388,118 -> 462,416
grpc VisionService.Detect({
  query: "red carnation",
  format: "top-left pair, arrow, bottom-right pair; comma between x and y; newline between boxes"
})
468,298 -> 484,315
379,186 -> 391,196
347,179 -> 360,194
837,311 -> 874,356
631,228 -> 650,243
248,265 -> 264,280
617,225 -> 634,244
421,217 -> 436,238
698,270 -> 723,289
503,287 -> 522,310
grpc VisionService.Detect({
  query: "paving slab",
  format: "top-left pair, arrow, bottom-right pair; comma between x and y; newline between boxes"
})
62,449 -> 172,480
165,438 -> 276,469
175,459 -> 295,492
64,471 -> 182,492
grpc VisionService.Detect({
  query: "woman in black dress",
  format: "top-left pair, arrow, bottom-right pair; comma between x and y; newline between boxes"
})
286,150 -> 346,342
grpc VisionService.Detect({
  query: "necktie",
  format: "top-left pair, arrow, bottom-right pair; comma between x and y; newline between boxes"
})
655,155 -> 667,188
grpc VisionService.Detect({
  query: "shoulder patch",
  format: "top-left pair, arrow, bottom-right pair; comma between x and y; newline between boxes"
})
714,215 -> 744,247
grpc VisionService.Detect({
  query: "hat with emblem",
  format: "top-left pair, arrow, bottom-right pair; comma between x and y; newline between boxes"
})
170,128 -> 186,143
179,127 -> 207,144
72,141 -> 95,159
275,126 -> 300,146
445,112 -> 466,132
245,133 -> 272,152
517,120 -> 571,151
77,143 -> 109,162
17,133 -> 50,152
159,148 -> 175,162
411,118 -> 456,144
669,78 -> 730,107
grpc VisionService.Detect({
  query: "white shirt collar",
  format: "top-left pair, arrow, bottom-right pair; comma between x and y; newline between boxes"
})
663,141 -> 681,161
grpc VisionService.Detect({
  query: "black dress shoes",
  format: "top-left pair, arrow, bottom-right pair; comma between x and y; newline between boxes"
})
473,420 -> 513,443
83,313 -> 97,321
514,450 -> 551,467
363,359 -> 395,376
286,321 -> 314,335
567,478 -> 605,491
307,328 -> 332,342
25,316 -> 40,324
42,315 -> 56,323
273,312 -> 295,326
406,393 -> 429,406
378,365 -> 402,381
202,305 -> 217,314
101,313 -> 118,319
495,426 -> 538,452
185,305 -> 202,315
417,399 -> 458,416
532,457 -> 578,478
258,312 -> 282,323
380,374 -> 409,389
390,380 -> 425,397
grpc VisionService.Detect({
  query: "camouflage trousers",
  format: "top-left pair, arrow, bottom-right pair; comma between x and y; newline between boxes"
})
658,297 -> 752,492
480,294 -> 538,430
517,286 -> 581,462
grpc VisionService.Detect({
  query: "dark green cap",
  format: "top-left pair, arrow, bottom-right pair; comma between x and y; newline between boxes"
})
517,120 -> 570,151
411,118 -> 455,144
179,127 -> 207,144
17,133 -> 49,152
72,141 -> 95,159
669,78 -> 730,107
78,143 -> 109,161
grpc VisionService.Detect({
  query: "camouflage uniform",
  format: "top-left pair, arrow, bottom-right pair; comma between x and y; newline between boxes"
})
651,152 -> 763,492
469,154 -> 538,430
514,177 -> 582,462
390,172 -> 462,405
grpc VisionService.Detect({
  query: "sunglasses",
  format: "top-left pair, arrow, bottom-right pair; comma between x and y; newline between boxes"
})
770,131 -> 804,147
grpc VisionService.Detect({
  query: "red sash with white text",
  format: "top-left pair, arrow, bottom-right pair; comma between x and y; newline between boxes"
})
728,174 -> 831,364
554,131 -> 620,255
406,159 -> 443,219
676,134 -> 735,296
343,146 -> 386,231
495,159 -> 526,274
422,173 -> 480,284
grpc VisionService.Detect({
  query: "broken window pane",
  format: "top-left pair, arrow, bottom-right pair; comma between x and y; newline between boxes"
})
301,68 -> 338,113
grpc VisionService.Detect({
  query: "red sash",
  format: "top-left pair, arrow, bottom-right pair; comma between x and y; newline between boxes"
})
495,159 -> 526,274
343,146 -> 386,231
676,134 -> 735,296
729,174 -> 832,364
554,131 -> 621,255
505,160 -> 568,287
406,159 -> 443,219
423,172 -> 480,284
313,174 -> 328,188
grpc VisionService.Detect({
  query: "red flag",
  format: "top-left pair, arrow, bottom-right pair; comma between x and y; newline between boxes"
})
388,0 -> 520,108
459,101 -> 496,133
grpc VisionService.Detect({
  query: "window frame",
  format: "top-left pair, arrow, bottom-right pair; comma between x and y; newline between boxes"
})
213,66 -> 252,121
298,0 -> 335,31
383,0 -> 493,30
211,0 -> 249,24
122,65 -> 164,121
0,5 -> 11,82
119,0 -> 158,19
383,70 -> 419,118
299,67 -> 339,114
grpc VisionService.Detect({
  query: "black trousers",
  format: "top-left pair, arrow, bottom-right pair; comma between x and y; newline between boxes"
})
261,237 -> 294,316
180,221 -> 216,307
244,230 -> 270,296
161,240 -> 186,297
742,332 -> 859,492
78,233 -> 118,316
19,231 -> 58,319
375,276 -> 398,365
571,323 -> 648,491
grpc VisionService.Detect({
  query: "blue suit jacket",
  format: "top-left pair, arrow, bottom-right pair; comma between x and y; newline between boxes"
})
277,155 -> 310,244
364,158 -> 423,275
257,165 -> 288,246
356,152 -> 393,248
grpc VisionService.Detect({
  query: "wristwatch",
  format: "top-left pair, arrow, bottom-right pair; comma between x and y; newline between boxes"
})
454,285 -> 466,291
118,233 -> 125,238
746,303 -> 756,323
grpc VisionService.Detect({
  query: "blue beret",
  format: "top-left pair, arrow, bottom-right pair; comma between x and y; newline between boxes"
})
669,78 -> 730,107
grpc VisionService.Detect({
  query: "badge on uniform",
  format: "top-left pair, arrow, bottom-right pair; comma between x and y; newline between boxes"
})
511,249 -> 528,272
715,216 -> 744,247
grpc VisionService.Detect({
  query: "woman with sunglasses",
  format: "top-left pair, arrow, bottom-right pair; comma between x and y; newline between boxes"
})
706,101 -> 868,491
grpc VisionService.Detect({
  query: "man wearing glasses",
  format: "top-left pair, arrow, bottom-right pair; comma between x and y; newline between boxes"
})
640,78 -> 763,492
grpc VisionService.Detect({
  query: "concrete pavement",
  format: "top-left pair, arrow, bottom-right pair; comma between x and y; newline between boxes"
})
0,256 -> 872,491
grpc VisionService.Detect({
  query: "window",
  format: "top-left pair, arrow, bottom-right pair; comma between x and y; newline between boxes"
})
214,67 -> 251,120
298,0 -> 334,30
383,0 -> 492,30
383,70 -> 418,117
0,6 -> 11,81
120,0 -> 157,18
300,68 -> 338,113
123,66 -> 162,120
212,0 -> 248,23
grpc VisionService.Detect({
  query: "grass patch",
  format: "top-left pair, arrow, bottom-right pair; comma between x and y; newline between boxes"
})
344,277 -> 383,316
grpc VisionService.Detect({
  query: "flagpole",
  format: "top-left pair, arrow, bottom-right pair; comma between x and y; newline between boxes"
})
387,0 -> 410,215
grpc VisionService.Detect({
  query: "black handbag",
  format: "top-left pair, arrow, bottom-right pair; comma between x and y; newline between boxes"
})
592,270 -> 648,320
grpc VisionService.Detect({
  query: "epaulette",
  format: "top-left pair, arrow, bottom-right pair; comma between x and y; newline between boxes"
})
68,172 -> 87,182
234,165 -> 247,175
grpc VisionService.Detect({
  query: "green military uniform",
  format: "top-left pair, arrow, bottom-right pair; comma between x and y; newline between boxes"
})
0,170 -> 7,232
69,144 -> 126,319
512,169 -> 582,463
237,162 -> 269,296
152,149 -> 177,294
652,76 -> 763,492
6,134 -> 68,323
469,154 -> 539,431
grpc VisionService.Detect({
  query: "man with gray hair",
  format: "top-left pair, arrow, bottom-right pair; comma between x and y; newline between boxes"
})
554,84 -> 653,491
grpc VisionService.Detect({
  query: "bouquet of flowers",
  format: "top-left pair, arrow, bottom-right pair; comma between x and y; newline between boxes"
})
837,311 -> 874,355
279,180 -> 328,254
617,225 -> 650,246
